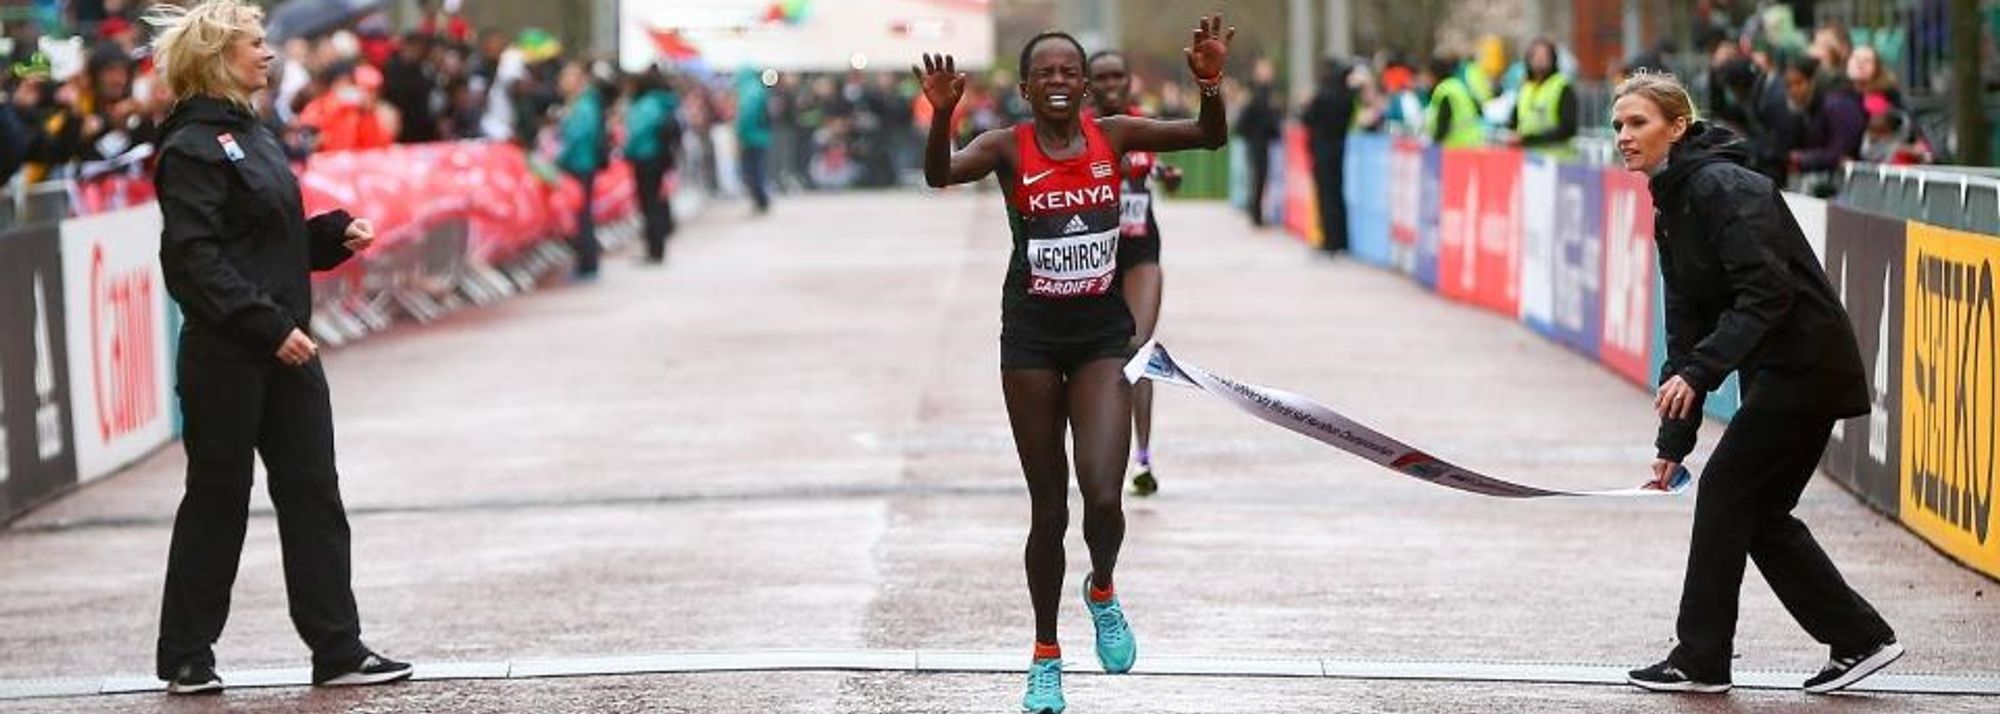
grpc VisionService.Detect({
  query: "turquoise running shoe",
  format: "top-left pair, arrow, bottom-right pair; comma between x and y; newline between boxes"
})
1081,575 -> 1137,673
1022,657 -> 1066,713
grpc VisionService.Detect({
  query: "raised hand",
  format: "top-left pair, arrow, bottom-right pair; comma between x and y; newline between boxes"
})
1184,14 -> 1235,82
914,53 -> 968,113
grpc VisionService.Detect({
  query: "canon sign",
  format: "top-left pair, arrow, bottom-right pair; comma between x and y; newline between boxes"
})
88,243 -> 162,443
60,205 -> 175,482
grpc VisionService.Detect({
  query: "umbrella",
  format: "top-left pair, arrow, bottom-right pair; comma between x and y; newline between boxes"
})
265,0 -> 386,43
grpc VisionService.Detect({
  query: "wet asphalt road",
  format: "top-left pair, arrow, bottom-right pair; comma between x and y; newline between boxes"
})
1,191 -> 1994,712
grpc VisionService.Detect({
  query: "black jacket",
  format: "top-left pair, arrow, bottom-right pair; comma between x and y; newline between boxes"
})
1649,122 -> 1869,461
1236,83 -> 1282,146
155,96 -> 355,359
1794,81 -> 1868,172
1302,81 -> 1354,156
1745,74 -> 1804,185
384,56 -> 441,143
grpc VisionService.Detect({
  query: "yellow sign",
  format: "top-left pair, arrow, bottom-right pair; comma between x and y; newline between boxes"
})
1902,222 -> 2000,578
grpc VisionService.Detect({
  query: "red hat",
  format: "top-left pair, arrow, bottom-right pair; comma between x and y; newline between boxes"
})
1381,65 -> 1413,93
98,17 -> 133,39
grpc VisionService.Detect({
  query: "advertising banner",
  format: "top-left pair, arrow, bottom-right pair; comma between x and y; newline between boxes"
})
70,174 -> 157,216
1901,221 -> 1999,578
1344,133 -> 1394,267
1471,149 -> 1523,315
1550,164 -> 1603,356
1519,155 -> 1559,334
0,224 -> 79,520
1787,192 -> 1831,262
1389,138 -> 1422,250
1599,168 -> 1656,387
1822,205 -> 1908,513
1413,147 -> 1442,287
621,0 -> 996,72
59,204 -> 175,483
1437,149 -> 1478,301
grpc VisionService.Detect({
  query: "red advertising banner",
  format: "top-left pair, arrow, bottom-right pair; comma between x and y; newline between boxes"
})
1599,168 -> 1656,387
1282,126 -> 1321,246
1437,149 -> 1478,301
69,175 -> 157,216
1472,148 -> 1523,315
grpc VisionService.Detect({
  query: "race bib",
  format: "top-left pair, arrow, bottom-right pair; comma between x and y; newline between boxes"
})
1120,192 -> 1152,237
1027,228 -> 1119,297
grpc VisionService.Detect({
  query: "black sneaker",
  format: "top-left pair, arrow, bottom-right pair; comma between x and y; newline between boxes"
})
165,662 -> 223,695
1129,465 -> 1158,497
1804,639 -> 1905,694
313,652 -> 414,687
1627,659 -> 1732,693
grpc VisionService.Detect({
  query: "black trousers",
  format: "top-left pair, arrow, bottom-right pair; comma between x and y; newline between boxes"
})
1668,410 -> 1893,680
740,144 -> 771,211
570,170 -> 602,275
633,157 -> 675,261
1312,149 -> 1348,252
158,338 -> 365,678
1245,140 -> 1271,226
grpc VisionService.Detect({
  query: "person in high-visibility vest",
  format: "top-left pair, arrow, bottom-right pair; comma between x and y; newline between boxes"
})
1506,38 -> 1578,156
1423,56 -> 1484,148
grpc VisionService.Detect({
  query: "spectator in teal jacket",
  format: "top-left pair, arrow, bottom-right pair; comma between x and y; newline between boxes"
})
735,69 -> 772,213
626,69 -> 681,262
557,61 -> 609,277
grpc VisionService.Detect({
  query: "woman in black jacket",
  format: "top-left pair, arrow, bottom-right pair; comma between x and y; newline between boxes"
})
1609,73 -> 1901,696
148,0 -> 410,694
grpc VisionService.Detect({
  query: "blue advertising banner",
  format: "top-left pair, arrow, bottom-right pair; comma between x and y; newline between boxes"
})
1414,146 -> 1442,288
1520,156 -> 1560,335
1549,164 -> 1602,356
1344,133 -> 1394,267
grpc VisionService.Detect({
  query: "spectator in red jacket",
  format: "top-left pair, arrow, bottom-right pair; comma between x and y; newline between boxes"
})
297,62 -> 396,152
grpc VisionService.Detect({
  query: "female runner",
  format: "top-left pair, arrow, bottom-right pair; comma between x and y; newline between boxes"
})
916,15 -> 1231,713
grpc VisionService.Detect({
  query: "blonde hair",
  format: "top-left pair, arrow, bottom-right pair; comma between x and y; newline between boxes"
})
147,0 -> 266,108
1613,70 -> 1698,126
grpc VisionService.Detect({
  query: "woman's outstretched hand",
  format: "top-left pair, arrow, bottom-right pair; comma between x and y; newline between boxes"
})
1184,14 -> 1235,82
914,53 -> 967,114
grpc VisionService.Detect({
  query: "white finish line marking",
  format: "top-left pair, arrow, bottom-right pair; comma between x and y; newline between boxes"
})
3,650 -> 1997,700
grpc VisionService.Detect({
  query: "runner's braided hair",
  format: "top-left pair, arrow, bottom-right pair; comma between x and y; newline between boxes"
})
1019,30 -> 1088,75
